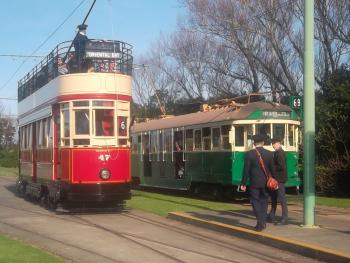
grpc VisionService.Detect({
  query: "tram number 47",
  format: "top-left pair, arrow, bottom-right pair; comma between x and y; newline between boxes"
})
98,154 -> 111,162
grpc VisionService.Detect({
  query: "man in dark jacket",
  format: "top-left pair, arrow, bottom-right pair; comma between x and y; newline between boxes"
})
240,134 -> 275,231
267,138 -> 288,225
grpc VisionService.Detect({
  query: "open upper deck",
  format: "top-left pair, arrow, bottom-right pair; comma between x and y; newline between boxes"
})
18,38 -> 133,102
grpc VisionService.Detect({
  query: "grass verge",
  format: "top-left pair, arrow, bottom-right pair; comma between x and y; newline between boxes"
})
316,196 -> 350,208
127,190 -> 238,216
0,234 -> 66,263
0,167 -> 17,177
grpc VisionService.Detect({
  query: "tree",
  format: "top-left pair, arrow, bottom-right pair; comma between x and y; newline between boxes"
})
316,66 -> 350,196
0,116 -> 16,150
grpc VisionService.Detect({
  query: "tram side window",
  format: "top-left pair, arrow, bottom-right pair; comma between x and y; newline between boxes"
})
138,135 -> 142,154
235,126 -> 244,147
222,125 -> 231,150
202,127 -> 211,150
212,127 -> 221,149
194,129 -> 202,150
95,109 -> 114,136
131,135 -> 138,153
142,133 -> 150,155
151,131 -> 158,154
273,124 -> 285,145
158,131 -> 164,160
185,129 -> 193,151
164,130 -> 172,153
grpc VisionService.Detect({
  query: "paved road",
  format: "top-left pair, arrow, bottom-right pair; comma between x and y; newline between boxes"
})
0,176 -> 322,263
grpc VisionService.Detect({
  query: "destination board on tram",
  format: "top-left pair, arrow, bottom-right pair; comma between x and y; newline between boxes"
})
85,41 -> 121,59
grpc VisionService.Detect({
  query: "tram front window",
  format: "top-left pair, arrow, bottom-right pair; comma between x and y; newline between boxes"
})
256,123 -> 271,144
95,109 -> 114,136
75,110 -> 89,135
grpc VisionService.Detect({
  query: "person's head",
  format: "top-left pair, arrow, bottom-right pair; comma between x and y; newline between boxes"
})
252,134 -> 265,147
77,24 -> 88,35
272,138 -> 282,150
57,57 -> 64,66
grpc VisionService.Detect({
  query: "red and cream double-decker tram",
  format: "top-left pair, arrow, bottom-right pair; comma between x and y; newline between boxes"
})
17,25 -> 133,208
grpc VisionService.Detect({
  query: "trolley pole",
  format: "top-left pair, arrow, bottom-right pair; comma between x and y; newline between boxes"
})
303,0 -> 315,226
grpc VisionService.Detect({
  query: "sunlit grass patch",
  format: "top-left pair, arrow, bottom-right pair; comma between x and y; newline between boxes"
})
0,234 -> 66,263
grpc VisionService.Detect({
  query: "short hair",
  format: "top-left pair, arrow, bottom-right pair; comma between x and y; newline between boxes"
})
272,138 -> 282,144
252,134 -> 265,144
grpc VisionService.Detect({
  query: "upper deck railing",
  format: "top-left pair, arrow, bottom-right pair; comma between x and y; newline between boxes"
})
17,39 -> 133,102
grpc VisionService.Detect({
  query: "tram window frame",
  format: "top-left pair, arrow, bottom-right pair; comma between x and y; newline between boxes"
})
185,129 -> 194,152
212,127 -> 221,150
194,129 -> 202,151
202,127 -> 211,151
221,125 -> 231,150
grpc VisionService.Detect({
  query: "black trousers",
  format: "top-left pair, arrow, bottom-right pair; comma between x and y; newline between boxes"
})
269,182 -> 288,220
249,187 -> 268,227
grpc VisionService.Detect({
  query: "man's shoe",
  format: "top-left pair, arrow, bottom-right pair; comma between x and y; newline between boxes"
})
254,223 -> 266,232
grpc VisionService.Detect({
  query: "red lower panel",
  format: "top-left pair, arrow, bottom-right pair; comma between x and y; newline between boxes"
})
65,148 -> 130,183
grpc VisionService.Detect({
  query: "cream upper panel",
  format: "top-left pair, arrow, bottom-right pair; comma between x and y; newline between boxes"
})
58,73 -> 132,95
18,73 -> 132,117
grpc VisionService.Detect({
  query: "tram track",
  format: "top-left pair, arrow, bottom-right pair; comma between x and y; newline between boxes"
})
0,200 -> 295,263
0,177 -> 316,263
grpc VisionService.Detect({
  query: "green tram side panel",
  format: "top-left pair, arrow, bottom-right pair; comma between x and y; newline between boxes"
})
232,151 -> 301,187
131,154 -> 142,179
133,152 -> 191,190
285,151 -> 301,187
187,151 -> 232,185
132,150 -> 300,189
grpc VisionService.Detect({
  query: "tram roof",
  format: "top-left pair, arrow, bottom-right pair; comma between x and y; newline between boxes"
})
132,101 -> 292,133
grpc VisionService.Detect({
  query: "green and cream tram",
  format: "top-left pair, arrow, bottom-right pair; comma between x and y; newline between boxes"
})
131,100 -> 301,197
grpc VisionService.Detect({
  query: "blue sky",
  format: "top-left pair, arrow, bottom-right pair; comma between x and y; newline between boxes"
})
0,0 -> 184,115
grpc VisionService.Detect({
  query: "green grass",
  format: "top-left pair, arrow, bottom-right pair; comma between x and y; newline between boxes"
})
316,196 -> 350,208
0,234 -> 66,263
287,194 -> 350,208
127,190 -> 238,216
0,167 -> 18,177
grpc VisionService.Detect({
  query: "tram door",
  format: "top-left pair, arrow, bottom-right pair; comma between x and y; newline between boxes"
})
174,130 -> 185,179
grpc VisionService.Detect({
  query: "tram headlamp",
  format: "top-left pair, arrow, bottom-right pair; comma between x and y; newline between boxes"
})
99,168 -> 111,180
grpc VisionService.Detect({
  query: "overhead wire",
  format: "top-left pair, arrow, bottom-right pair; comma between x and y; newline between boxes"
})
0,0 -> 88,92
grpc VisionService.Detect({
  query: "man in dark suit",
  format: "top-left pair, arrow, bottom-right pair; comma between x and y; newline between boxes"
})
240,134 -> 275,231
268,138 -> 288,225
